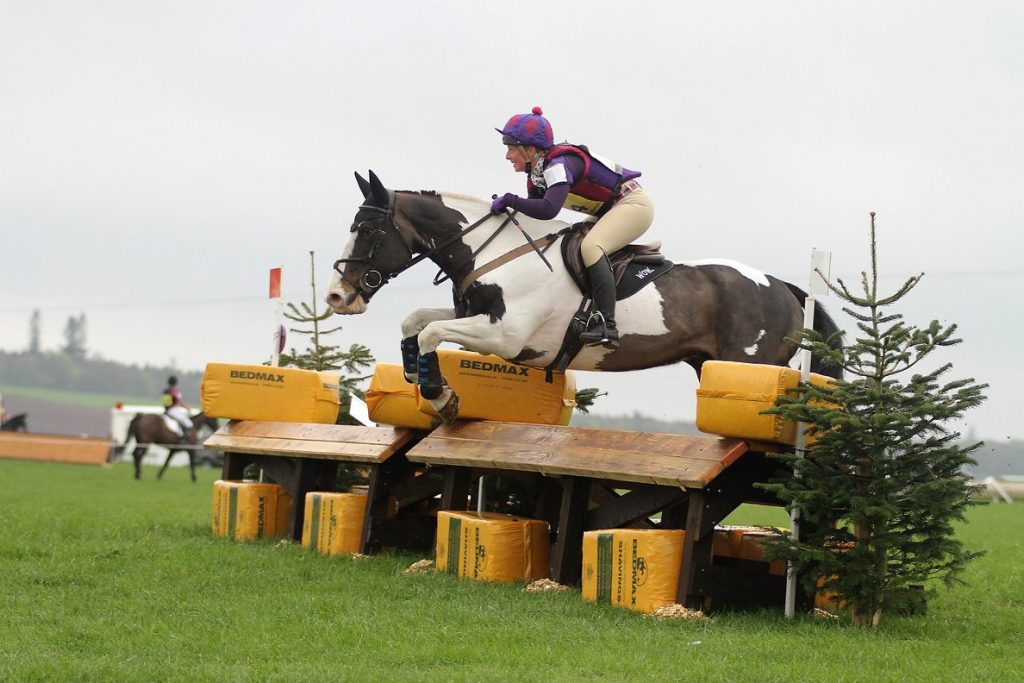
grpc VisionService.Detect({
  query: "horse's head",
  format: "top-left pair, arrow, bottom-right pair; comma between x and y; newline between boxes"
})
326,171 -> 423,314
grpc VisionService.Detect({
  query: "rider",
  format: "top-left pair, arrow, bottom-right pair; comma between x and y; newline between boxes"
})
162,376 -> 193,436
491,106 -> 654,348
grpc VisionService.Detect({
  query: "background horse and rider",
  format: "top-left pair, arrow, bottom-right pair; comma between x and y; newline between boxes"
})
325,171 -> 842,420
1,413 -> 29,432
120,411 -> 220,482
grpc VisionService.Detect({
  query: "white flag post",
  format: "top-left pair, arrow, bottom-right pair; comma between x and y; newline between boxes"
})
269,266 -> 284,367
784,248 -> 831,619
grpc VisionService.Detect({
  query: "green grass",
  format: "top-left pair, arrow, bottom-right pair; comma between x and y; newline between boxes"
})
1,460 -> 1021,682
0,382 -> 158,409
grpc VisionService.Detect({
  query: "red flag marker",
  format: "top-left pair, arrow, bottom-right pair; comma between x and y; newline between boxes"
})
269,267 -> 282,299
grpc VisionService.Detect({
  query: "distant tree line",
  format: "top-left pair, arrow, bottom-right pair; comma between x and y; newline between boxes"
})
0,350 -> 202,405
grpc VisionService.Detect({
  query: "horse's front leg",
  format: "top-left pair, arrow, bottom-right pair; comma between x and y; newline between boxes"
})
400,307 -> 456,383
415,314 -> 526,423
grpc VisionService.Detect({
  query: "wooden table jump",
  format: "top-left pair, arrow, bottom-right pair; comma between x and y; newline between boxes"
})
407,420 -> 799,610
204,420 -> 438,553
0,432 -> 113,466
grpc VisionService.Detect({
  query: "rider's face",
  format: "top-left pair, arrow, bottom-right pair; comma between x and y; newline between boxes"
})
505,145 -> 532,173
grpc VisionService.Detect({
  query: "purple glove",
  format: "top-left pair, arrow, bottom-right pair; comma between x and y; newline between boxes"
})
490,193 -> 517,214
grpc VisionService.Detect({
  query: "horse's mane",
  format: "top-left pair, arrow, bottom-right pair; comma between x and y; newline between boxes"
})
422,190 -> 572,235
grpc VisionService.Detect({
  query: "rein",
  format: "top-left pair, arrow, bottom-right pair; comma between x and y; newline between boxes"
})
333,192 -> 496,304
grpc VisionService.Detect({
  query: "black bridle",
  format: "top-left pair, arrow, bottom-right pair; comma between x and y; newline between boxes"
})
332,191 -> 504,304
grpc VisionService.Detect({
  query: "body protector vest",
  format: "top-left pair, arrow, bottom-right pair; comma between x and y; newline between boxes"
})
527,144 -> 641,216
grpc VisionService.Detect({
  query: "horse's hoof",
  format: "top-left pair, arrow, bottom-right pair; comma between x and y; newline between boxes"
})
437,392 -> 461,424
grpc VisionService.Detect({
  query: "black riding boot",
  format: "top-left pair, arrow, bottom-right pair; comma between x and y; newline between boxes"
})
579,254 -> 620,348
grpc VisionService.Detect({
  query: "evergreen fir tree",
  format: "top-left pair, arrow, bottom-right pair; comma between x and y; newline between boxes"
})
763,212 -> 987,627
277,251 -> 374,399
275,251 -> 375,491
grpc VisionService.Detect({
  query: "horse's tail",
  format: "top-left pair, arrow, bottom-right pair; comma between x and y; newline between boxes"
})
785,283 -> 844,379
121,413 -> 142,449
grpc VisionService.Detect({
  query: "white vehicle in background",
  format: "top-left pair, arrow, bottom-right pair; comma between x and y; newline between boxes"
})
109,403 -> 222,468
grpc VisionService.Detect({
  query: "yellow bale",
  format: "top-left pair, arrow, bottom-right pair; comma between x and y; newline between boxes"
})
364,363 -> 436,430
418,350 -> 576,425
713,525 -> 787,576
695,361 -> 834,446
211,480 -> 293,541
581,529 -> 685,613
201,362 -> 340,424
300,491 -> 367,556
435,511 -> 550,583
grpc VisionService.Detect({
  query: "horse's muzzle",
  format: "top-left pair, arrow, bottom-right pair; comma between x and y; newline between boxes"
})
325,286 -> 367,315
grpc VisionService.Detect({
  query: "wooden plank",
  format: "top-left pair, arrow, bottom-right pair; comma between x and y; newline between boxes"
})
407,427 -> 748,488
0,432 -> 112,466
217,420 -> 410,445
427,422 -> 748,465
204,423 -> 416,464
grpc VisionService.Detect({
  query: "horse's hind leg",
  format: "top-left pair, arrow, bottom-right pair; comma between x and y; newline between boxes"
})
132,447 -> 145,479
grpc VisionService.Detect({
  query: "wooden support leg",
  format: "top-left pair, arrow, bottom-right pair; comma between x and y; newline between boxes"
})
440,467 -> 472,511
678,490 -> 715,610
360,453 -> 437,554
221,452 -> 251,481
549,476 -> 590,586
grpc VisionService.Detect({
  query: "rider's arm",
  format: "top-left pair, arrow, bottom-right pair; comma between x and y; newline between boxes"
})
505,183 -> 570,220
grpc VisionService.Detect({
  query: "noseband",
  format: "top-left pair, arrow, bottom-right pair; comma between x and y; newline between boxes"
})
332,189 -> 416,303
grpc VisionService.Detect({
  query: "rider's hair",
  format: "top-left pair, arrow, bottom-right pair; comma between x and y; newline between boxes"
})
167,376 -> 178,386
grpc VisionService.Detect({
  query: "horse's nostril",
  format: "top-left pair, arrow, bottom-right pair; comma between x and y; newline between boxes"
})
326,292 -> 342,304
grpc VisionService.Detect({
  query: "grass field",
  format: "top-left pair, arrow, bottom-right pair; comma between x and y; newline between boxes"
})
1,459 -> 1021,682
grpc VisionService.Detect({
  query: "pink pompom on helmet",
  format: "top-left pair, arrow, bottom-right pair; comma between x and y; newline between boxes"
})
495,106 -> 554,149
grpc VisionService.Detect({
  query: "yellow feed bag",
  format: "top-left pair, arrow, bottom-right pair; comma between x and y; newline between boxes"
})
201,362 -> 340,424
365,350 -> 577,428
435,511 -> 550,583
695,361 -> 834,446
712,525 -> 787,576
582,529 -> 685,613
364,363 -> 436,430
418,350 -> 576,425
211,480 -> 293,541
301,491 -> 367,556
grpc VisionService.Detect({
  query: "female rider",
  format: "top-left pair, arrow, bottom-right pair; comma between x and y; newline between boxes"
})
491,106 -> 654,348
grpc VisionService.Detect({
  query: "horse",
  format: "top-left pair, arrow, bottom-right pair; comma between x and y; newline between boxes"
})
121,411 -> 220,482
0,413 -> 28,432
325,171 -> 842,421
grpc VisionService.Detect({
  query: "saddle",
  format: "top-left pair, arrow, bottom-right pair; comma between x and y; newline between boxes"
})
544,223 -> 674,381
560,222 -> 673,300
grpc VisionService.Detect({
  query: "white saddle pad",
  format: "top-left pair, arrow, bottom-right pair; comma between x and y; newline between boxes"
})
163,415 -> 184,437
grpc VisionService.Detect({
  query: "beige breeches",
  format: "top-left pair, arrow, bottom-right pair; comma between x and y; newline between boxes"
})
580,189 -> 655,266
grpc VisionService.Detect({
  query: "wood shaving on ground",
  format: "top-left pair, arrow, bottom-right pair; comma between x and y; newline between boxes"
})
523,579 -> 570,593
813,608 -> 840,620
351,553 -> 371,560
275,539 -> 293,547
646,604 -> 710,621
404,559 -> 435,574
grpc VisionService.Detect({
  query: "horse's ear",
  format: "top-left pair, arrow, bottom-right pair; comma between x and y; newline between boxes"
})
354,171 -> 371,199
368,170 -> 389,207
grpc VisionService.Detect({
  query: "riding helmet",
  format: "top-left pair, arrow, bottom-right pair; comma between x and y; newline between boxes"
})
496,106 -> 554,149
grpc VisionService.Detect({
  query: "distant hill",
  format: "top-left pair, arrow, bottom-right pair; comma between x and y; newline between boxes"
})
0,350 -> 202,405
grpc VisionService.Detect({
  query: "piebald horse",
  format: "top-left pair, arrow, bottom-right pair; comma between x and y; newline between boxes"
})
326,171 -> 841,420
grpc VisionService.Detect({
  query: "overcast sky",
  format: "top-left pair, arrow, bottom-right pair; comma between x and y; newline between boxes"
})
1,1 -> 1021,441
